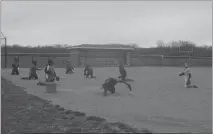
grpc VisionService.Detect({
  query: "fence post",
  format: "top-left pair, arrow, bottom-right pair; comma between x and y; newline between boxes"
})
4,37 -> 7,68
126,51 -> 132,67
188,52 -> 191,60
162,55 -> 164,67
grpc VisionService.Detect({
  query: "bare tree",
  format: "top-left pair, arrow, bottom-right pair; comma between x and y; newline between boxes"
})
156,40 -> 165,48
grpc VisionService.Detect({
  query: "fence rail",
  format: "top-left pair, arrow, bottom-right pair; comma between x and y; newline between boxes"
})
1,53 -> 71,56
1,53 -> 212,68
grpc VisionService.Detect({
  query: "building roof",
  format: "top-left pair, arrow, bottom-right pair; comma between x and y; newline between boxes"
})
2,53 -> 70,56
69,44 -> 135,50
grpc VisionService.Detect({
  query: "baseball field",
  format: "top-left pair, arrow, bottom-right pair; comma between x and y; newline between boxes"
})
1,66 -> 212,133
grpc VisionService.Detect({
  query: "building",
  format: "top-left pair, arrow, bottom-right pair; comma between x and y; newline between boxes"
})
68,44 -> 135,67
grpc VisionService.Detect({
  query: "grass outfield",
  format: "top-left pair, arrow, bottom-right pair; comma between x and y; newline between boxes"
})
1,67 -> 212,133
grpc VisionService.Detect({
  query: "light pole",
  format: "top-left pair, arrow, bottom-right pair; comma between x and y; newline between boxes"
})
1,32 -> 7,68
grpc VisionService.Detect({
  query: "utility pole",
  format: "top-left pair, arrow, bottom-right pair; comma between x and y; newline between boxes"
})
1,32 -> 7,68
5,37 -> 7,68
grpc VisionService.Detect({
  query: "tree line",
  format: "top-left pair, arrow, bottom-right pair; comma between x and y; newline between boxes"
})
1,40 -> 212,57
134,40 -> 212,57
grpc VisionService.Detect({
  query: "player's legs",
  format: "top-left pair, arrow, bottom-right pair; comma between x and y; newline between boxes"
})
11,67 -> 16,75
11,66 -> 19,75
21,77 -> 30,80
84,69 -> 89,78
85,70 -> 95,79
118,80 -> 132,91
119,66 -> 127,80
122,70 -> 127,81
103,82 -> 116,95
15,69 -> 19,75
28,75 -> 32,80
45,74 -> 55,82
37,81 -> 50,86
118,73 -> 126,81
17,66 -> 19,75
184,76 -> 188,88
102,83 -> 108,96
66,68 -> 71,74
86,68 -> 94,78
66,66 -> 74,74
30,74 -> 38,80
35,74 -> 38,79
22,73 -> 38,80
85,72 -> 90,78
71,67 -> 74,72
110,87 -> 115,94
121,75 -> 126,81
186,84 -> 198,88
46,78 -> 55,82
90,71 -> 96,78
90,71 -> 93,78
102,82 -> 115,96
184,75 -> 193,88
186,79 -> 191,86
186,76 -> 197,88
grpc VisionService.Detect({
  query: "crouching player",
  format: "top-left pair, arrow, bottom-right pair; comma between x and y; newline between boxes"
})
179,63 -> 198,88
84,65 -> 96,79
11,57 -> 19,75
37,59 -> 59,85
21,60 -> 43,80
101,77 -> 132,96
65,61 -> 75,74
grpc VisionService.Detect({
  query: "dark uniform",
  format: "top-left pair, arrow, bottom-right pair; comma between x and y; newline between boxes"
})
21,60 -> 41,80
66,62 -> 74,74
37,59 -> 59,86
84,65 -> 94,78
29,61 -> 39,80
44,59 -> 59,82
11,57 -> 19,75
102,77 -> 132,96
119,64 -> 127,81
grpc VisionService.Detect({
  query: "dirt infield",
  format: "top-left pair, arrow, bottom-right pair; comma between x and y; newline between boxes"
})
2,77 -> 152,134
1,67 -> 212,133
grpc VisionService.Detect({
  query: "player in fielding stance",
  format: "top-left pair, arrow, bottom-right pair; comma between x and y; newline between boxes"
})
44,59 -> 60,82
101,77 -> 132,96
21,60 -> 43,80
65,61 -> 75,74
84,64 -> 96,79
37,59 -> 59,86
179,63 -> 198,88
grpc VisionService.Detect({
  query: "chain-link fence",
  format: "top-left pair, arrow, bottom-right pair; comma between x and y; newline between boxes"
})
1,53 -> 211,68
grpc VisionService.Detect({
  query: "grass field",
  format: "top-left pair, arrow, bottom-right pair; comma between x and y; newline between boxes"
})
2,67 -> 212,133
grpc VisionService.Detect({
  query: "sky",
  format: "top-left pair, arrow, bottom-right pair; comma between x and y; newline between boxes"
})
1,1 -> 212,47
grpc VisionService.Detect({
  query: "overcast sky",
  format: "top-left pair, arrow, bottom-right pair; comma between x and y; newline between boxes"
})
1,1 -> 212,47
